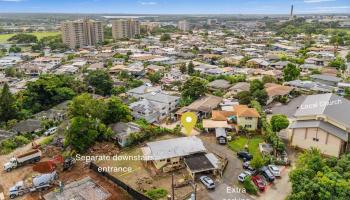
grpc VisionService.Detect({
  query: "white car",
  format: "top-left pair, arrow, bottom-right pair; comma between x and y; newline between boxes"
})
268,165 -> 280,177
44,127 -> 57,136
199,176 -> 215,189
238,171 -> 252,182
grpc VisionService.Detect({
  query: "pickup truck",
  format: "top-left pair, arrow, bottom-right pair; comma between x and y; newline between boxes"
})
4,149 -> 42,172
9,171 -> 58,199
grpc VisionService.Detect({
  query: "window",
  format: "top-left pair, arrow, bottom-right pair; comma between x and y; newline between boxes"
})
313,138 -> 319,142
167,158 -> 171,162
245,125 -> 252,128
246,117 -> 253,120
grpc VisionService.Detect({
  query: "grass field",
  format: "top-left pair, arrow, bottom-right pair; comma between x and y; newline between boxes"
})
228,135 -> 264,157
0,31 -> 60,43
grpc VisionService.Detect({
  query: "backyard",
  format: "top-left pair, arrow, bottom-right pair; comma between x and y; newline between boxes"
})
228,135 -> 264,157
0,31 -> 60,43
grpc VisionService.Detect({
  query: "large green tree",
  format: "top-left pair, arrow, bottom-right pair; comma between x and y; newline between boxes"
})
181,77 -> 208,101
0,83 -> 18,123
22,75 -> 77,113
68,93 -> 107,120
270,114 -> 289,132
250,79 -> 264,94
85,70 -> 113,96
104,96 -> 132,124
65,117 -> 112,153
288,149 -> 350,200
283,63 -> 300,81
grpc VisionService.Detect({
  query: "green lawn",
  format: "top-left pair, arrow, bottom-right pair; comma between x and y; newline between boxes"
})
0,31 -> 60,43
228,135 -> 264,157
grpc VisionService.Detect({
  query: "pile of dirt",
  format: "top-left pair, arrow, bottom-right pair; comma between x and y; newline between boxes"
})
87,142 -> 120,157
136,177 -> 154,192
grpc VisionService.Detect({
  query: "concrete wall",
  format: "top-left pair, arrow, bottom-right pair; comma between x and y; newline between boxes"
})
237,117 -> 258,131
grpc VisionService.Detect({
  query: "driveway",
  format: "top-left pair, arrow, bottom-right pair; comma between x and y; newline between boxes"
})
199,135 -> 254,200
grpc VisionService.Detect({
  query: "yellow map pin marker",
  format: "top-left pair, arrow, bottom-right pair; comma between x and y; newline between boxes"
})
181,112 -> 197,136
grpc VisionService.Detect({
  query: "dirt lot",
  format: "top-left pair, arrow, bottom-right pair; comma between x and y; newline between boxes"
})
0,139 -> 132,200
97,134 -> 199,200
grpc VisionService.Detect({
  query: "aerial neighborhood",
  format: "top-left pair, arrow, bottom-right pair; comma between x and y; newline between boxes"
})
0,4 -> 350,200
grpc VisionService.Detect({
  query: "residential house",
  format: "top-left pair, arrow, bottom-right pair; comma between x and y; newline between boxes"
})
129,99 -> 163,123
141,136 -> 208,172
110,122 -> 141,147
265,83 -> 294,104
290,93 -> 350,157
208,79 -> 231,91
176,95 -> 223,119
228,82 -> 250,96
310,74 -> 342,87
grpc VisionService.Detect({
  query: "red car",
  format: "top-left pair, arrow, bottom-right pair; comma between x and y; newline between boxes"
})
252,176 -> 265,192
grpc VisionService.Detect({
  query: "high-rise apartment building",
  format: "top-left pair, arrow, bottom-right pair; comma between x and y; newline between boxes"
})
111,19 -> 140,39
61,19 -> 104,49
178,20 -> 190,32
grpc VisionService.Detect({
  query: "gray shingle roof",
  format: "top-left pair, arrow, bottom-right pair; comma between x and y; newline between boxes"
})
311,74 -> 342,83
294,93 -> 350,127
290,120 -> 348,141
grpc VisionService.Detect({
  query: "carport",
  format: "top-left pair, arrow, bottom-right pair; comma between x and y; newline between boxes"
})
184,153 -> 220,179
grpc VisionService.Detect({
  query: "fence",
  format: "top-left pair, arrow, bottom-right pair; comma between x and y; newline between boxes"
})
90,162 -> 152,200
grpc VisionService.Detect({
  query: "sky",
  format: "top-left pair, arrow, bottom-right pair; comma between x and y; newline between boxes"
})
0,0 -> 349,14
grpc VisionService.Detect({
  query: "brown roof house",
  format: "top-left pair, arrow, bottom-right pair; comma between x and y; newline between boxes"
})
290,93 -> 350,157
265,83 -> 294,104
176,95 -> 223,119
203,105 -> 260,133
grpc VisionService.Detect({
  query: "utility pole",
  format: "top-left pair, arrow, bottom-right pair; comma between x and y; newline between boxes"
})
172,173 -> 175,200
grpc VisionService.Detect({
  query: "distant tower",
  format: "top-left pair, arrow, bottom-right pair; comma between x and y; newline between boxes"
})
290,5 -> 294,20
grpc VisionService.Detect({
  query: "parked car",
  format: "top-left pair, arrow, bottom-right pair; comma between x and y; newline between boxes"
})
44,127 -> 57,136
238,171 -> 252,182
242,161 -> 255,172
252,176 -> 265,192
199,176 -> 215,189
268,165 -> 280,177
264,108 -> 273,114
260,166 -> 275,182
237,151 -> 253,161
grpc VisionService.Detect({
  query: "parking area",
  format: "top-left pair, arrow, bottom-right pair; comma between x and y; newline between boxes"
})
270,95 -> 307,118
198,134 -> 294,200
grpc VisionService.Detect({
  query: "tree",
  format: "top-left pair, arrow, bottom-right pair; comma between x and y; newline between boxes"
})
237,91 -> 252,105
68,93 -> 107,120
160,33 -> 171,42
329,57 -> 346,71
250,154 -> 264,169
187,61 -> 195,75
181,77 -> 208,101
252,89 -> 268,106
262,75 -> 277,84
250,80 -> 264,94
9,33 -> 38,43
65,117 -> 112,153
283,63 -> 300,81
104,96 -> 132,124
22,75 -> 77,113
111,86 -> 126,95
9,45 -> 21,53
288,148 -> 350,200
346,51 -> 350,62
85,70 -> 113,96
270,114 -> 289,132
0,83 -> 18,123
148,72 -> 163,84
179,63 -> 187,74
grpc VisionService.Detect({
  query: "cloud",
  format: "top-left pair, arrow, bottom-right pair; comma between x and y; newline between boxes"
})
304,0 -> 336,3
139,1 -> 157,6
